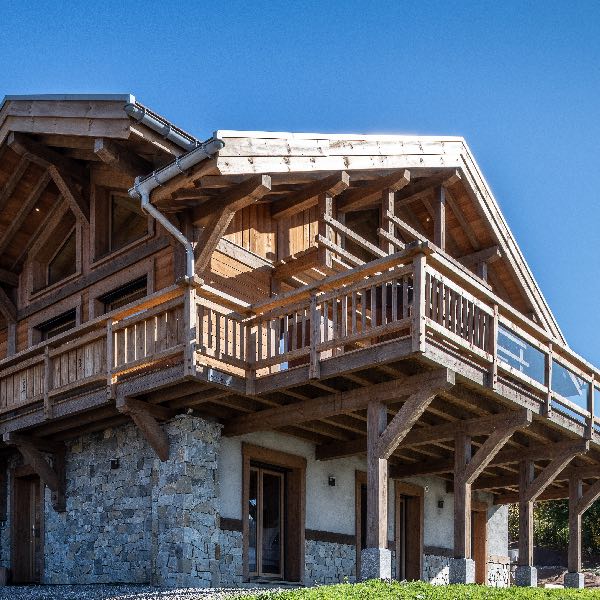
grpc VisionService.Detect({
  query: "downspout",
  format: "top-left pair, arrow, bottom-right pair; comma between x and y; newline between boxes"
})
128,137 -> 225,282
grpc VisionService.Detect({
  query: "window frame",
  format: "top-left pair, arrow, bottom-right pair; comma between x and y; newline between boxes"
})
91,185 -> 154,266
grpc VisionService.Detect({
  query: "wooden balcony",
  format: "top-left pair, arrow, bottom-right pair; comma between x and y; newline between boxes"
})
0,242 -> 598,447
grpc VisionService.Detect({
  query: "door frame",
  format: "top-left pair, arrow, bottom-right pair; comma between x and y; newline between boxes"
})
11,465 -> 45,584
394,481 -> 424,581
472,500 -> 488,585
355,472 -> 424,581
242,443 -> 306,582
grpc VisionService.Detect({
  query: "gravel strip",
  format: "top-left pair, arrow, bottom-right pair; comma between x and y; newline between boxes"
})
0,585 -> 284,600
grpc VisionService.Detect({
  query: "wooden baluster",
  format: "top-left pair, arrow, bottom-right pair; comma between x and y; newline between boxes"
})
381,283 -> 387,327
404,275 -> 410,319
371,285 -> 377,329
301,309 -> 307,349
391,279 -> 398,322
361,290 -> 367,333
245,322 -> 256,395
352,291 -> 357,334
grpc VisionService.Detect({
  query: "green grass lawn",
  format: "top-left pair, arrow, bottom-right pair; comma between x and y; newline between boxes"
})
239,580 -> 597,599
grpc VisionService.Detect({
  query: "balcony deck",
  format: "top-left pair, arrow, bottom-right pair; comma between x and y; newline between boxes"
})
1,242 -> 599,500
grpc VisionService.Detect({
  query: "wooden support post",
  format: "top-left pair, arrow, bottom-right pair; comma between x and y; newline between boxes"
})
245,324 -> 256,395
568,476 -> 583,575
585,375 -> 595,440
7,322 -> 16,357
518,460 -> 535,568
434,186 -> 446,250
454,432 -> 472,560
43,345 -> 52,419
412,253 -> 427,353
106,319 -> 114,398
366,401 -> 388,550
117,397 -> 173,461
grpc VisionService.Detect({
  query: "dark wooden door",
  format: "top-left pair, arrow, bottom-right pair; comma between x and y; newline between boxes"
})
12,475 -> 42,583
471,507 -> 488,585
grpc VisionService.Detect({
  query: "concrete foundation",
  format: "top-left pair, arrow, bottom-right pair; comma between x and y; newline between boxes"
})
449,558 -> 475,584
360,547 -> 392,580
515,565 -> 537,587
564,572 -> 585,589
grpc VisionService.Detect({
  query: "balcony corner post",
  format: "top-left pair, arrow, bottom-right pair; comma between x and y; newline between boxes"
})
488,304 -> 499,391
585,374 -> 595,440
309,295 -> 321,379
544,342 -> 553,417
43,345 -> 53,420
106,319 -> 115,399
411,253 -> 427,354
184,285 -> 197,378
245,323 -> 256,395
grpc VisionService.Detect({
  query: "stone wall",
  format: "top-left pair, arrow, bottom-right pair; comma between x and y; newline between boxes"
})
305,539 -> 356,585
217,527 -> 243,586
487,558 -> 511,587
37,415 -> 220,586
423,554 -> 451,584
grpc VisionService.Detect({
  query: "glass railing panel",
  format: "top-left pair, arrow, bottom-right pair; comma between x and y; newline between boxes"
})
497,324 -> 545,384
551,359 -> 589,422
595,385 -> 600,433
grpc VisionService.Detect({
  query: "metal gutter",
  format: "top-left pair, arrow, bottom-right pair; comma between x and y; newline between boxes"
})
129,137 -> 225,281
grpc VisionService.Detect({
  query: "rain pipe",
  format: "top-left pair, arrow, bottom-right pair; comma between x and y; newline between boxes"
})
128,137 -> 225,282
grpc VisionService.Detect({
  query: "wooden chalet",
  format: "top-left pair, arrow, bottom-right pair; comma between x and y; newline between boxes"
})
0,94 -> 597,588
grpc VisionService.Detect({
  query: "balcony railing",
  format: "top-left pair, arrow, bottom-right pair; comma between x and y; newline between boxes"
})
1,246 -> 599,437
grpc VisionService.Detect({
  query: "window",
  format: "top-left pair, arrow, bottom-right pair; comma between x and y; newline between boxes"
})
99,276 -> 147,313
47,229 -> 76,286
109,194 -> 147,252
36,309 -> 77,341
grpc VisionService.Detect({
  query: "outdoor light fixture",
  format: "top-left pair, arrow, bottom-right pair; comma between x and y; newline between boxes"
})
438,499 -> 444,509
110,459 -> 120,470
328,476 -> 336,487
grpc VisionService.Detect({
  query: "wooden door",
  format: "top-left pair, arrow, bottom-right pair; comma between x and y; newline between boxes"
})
12,474 -> 43,583
395,482 -> 424,581
471,504 -> 488,585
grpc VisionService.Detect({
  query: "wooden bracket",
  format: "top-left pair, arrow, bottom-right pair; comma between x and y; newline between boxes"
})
48,166 -> 89,224
0,286 -> 17,323
93,138 -> 152,178
193,175 -> 271,271
2,432 -> 66,511
116,397 -> 174,461
523,441 -> 589,504
376,371 -> 456,460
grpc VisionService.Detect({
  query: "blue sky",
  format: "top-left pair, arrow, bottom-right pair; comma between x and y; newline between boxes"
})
2,1 -> 600,363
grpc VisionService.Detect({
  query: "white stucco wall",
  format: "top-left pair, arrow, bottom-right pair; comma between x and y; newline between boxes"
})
218,430 -> 508,558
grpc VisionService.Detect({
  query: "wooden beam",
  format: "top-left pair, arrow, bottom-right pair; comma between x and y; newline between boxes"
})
337,170 -> 410,212
575,477 -> 600,515
193,175 -> 271,271
389,439 -> 590,478
0,268 -> 19,287
444,187 -> 480,251
0,155 -> 29,211
7,132 -> 85,182
459,246 -> 502,267
116,397 -> 171,461
48,166 -> 89,223
93,138 -> 152,179
0,171 -> 51,255
394,170 -> 461,206
271,172 -> 349,219
223,369 -> 454,437
0,286 -> 16,323
323,214 -> 386,259
376,375 -> 455,459
495,486 -> 570,505
316,409 -> 532,461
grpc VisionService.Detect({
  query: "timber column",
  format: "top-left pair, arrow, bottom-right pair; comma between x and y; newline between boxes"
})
361,401 -> 391,580
515,460 -> 537,587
